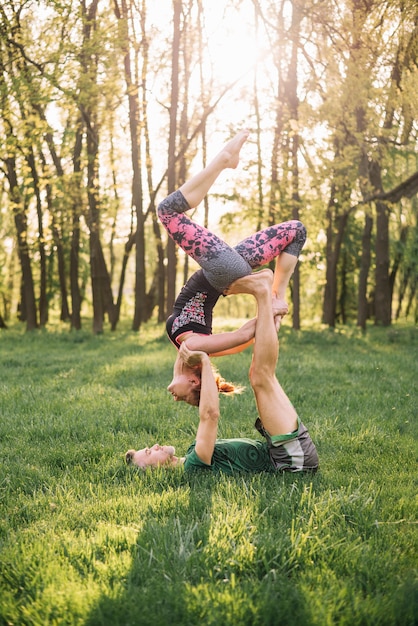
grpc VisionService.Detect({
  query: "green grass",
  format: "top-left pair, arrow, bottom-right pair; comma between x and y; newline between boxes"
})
0,321 -> 417,626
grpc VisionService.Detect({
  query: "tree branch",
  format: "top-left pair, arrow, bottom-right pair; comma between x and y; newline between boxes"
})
364,170 -> 418,204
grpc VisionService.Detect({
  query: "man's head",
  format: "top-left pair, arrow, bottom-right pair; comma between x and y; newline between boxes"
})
125,444 -> 178,469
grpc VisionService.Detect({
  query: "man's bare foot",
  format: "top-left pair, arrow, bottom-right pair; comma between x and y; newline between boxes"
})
272,296 -> 288,316
225,268 -> 273,296
218,129 -> 250,169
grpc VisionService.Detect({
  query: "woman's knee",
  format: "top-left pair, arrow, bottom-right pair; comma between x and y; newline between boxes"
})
158,190 -> 190,220
283,221 -> 307,257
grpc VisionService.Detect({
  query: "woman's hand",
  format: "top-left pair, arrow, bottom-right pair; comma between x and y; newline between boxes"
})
179,342 -> 209,367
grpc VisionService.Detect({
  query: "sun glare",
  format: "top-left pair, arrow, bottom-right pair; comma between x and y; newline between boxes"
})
204,8 -> 267,84
146,1 -> 267,87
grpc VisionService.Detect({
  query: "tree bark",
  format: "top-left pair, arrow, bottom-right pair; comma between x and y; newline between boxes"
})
6,156 -> 38,330
322,181 -> 350,327
165,0 -> 182,317
70,123 -> 84,330
81,0 -> 116,333
30,152 -> 48,327
368,161 -> 391,325
357,213 -> 373,329
287,0 -> 302,330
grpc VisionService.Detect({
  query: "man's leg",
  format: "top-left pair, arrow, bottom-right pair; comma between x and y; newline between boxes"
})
231,271 -> 298,436
231,272 -> 318,471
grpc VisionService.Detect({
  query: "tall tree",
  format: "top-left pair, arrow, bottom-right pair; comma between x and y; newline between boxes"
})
370,7 -> 418,325
79,0 -> 117,333
286,0 -> 303,329
113,0 -> 147,331
0,5 -> 38,330
165,0 -> 182,316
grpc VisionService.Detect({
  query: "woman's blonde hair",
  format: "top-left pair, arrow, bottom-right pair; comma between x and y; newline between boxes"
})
213,371 -> 245,395
187,362 -> 245,406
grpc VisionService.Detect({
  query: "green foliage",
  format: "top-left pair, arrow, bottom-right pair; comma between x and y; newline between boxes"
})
0,322 -> 417,625
1,0 -> 417,330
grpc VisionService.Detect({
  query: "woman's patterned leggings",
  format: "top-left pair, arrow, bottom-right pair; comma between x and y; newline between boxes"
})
158,190 -> 307,292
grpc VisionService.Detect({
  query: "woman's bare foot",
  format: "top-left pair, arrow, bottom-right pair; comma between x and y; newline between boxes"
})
179,130 -> 249,209
272,296 -> 288,316
274,314 -> 282,331
218,129 -> 250,169
226,268 -> 273,296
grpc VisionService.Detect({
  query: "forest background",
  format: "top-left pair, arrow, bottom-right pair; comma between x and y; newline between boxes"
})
0,0 -> 417,335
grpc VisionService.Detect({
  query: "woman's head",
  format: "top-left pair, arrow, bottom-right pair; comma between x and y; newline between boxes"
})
125,444 -> 178,469
167,371 -> 201,406
167,364 -> 244,407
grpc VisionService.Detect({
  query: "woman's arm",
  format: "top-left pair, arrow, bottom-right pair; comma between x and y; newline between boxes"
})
179,344 -> 219,465
182,317 -> 257,357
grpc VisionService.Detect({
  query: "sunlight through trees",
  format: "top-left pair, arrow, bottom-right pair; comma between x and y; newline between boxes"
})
0,0 -> 417,332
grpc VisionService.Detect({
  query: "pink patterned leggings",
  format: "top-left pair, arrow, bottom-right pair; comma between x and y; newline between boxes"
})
158,190 -> 307,291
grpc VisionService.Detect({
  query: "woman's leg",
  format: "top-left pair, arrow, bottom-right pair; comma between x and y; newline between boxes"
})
179,130 -> 249,208
234,220 -> 307,313
158,131 -> 252,291
233,220 -> 307,268
158,128 -> 305,296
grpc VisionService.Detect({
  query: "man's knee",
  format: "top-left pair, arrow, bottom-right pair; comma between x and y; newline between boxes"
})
249,363 -> 270,390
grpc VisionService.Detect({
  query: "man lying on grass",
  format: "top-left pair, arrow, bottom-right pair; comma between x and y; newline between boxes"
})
126,270 -> 318,475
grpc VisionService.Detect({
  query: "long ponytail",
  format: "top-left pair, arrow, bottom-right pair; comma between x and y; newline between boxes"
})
214,372 -> 245,396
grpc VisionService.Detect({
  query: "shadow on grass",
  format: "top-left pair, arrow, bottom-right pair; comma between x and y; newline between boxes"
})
83,471 -> 315,626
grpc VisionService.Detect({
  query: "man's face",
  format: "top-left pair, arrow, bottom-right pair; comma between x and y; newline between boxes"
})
126,444 -> 176,468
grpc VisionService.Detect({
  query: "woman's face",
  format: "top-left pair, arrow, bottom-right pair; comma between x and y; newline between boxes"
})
167,373 -> 200,406
127,444 -> 176,468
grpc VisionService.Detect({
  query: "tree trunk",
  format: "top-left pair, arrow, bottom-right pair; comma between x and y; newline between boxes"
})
81,0 -> 116,333
389,225 -> 408,305
369,161 -> 391,325
375,199 -> 391,325
113,232 -> 135,331
115,0 -> 147,331
26,148 -> 48,326
396,265 -> 411,320
339,248 -> 347,324
357,213 -> 373,329
322,178 -> 349,328
6,157 -> 38,330
166,0 -> 182,317
45,180 -> 71,323
287,0 -> 302,330
133,222 -> 146,331
405,275 -> 417,322
86,129 -> 116,333
52,222 -> 71,322
70,124 -> 84,330
35,106 -> 73,325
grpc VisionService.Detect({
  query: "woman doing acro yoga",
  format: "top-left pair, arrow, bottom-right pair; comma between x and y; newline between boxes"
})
158,130 -> 307,407
126,270 -> 318,474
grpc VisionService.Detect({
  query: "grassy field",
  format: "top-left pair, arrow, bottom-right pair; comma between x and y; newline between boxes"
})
0,321 -> 417,626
